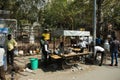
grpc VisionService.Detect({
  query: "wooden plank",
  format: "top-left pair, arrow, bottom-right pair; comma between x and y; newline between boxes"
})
72,48 -> 81,52
50,54 -> 62,59
50,51 -> 92,59
61,52 -> 92,57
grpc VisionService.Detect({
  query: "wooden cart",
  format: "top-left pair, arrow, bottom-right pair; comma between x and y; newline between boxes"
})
50,30 -> 92,69
50,50 -> 92,69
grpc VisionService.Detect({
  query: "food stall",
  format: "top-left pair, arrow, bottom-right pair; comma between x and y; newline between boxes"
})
50,30 -> 92,69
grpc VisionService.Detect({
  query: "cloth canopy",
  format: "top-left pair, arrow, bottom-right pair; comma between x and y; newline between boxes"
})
54,30 -> 90,37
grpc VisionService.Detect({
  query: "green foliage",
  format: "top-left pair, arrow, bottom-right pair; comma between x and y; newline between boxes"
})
44,0 -> 93,30
102,0 -> 120,29
0,0 -> 120,30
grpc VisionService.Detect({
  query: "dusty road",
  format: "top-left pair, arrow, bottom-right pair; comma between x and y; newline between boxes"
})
18,65 -> 120,80
6,55 -> 120,80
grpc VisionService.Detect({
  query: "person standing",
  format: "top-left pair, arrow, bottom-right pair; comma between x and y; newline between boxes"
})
103,39 -> 110,63
104,39 -> 110,52
42,40 -> 50,67
0,46 -> 6,80
78,38 -> 88,52
96,35 -> 102,46
107,23 -> 116,39
6,34 -> 17,66
109,37 -> 120,66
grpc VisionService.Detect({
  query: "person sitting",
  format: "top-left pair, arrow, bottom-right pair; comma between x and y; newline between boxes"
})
55,42 -> 64,54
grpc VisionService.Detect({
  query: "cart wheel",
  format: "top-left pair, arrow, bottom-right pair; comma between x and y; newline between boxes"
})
62,60 -> 73,69
62,61 -> 71,69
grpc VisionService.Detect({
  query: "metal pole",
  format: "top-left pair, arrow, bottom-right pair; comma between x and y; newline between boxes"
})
93,0 -> 97,55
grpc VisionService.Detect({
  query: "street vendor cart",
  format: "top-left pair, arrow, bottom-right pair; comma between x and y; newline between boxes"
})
50,30 -> 92,69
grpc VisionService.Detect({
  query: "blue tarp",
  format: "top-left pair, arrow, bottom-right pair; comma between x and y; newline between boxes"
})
0,28 -> 8,33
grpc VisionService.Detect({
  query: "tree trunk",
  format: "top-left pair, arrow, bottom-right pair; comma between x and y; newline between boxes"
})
96,0 -> 104,36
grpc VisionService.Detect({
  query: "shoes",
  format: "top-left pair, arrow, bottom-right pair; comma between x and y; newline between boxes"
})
99,64 -> 102,66
109,64 -> 113,66
109,64 -> 118,66
114,64 -> 118,66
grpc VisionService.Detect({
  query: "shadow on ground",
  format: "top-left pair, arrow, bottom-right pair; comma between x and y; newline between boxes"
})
27,59 -> 64,72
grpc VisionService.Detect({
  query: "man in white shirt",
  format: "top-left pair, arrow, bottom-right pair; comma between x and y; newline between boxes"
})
78,38 -> 88,52
0,47 -> 6,80
94,46 -> 105,66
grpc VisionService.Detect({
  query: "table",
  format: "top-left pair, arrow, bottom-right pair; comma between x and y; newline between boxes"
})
50,51 -> 92,69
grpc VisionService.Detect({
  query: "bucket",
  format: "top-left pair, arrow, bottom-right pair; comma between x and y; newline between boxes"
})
30,58 -> 38,70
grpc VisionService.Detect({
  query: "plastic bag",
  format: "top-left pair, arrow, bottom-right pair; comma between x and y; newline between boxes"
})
14,49 -> 18,56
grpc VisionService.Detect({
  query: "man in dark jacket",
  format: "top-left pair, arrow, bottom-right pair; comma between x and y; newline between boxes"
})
110,37 -> 120,66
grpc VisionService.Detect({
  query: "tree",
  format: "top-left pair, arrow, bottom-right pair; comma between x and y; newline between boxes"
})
1,0 -> 119,31
97,0 -> 120,31
44,0 -> 93,30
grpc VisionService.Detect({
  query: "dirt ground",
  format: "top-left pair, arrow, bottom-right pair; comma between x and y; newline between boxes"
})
5,54 -> 95,80
5,55 -> 120,80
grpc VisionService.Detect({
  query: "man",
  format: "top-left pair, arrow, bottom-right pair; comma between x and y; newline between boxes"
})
6,34 -> 17,66
110,37 -> 120,66
78,38 -> 88,52
96,35 -> 102,46
94,46 -> 105,66
107,23 -> 116,39
104,39 -> 110,52
42,40 -> 50,60
0,46 -> 6,80
42,40 -> 50,67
